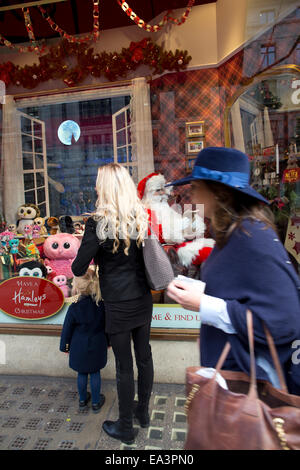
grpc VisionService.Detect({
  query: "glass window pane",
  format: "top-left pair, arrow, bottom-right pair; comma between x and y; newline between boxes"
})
37,187 -> 45,204
33,121 -> 42,138
116,129 -> 127,147
21,116 -> 32,135
34,138 -> 43,154
23,153 -> 33,170
116,112 -> 126,130
25,190 -> 35,205
36,172 -> 45,188
22,134 -> 33,152
35,154 -> 44,170
24,173 -> 35,191
117,147 -> 127,163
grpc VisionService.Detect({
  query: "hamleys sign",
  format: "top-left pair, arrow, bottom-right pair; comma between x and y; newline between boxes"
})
0,277 -> 64,320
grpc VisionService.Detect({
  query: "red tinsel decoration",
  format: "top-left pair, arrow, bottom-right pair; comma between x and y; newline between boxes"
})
0,37 -> 192,89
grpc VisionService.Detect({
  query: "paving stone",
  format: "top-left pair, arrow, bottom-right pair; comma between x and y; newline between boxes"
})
0,375 -> 187,450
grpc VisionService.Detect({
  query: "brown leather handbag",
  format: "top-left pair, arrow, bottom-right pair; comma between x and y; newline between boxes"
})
185,310 -> 300,450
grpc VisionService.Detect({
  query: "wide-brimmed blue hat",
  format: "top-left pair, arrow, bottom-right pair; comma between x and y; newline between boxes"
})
166,147 -> 269,204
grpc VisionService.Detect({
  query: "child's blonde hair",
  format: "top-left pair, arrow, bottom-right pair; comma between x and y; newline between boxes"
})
71,268 -> 102,305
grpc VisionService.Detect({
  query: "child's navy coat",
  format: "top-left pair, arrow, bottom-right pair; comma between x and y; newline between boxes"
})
60,295 -> 107,374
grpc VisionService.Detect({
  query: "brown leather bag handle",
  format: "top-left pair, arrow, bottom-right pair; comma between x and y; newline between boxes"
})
214,310 -> 288,394
262,321 -> 288,393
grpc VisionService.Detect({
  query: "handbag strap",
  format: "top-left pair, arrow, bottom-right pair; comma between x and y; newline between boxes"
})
213,310 -> 288,395
262,321 -> 288,393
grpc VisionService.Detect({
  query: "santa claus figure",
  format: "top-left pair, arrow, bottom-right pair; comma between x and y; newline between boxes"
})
137,173 -> 215,268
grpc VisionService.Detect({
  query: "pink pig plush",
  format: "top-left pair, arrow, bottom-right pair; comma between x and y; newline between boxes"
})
43,233 -> 80,279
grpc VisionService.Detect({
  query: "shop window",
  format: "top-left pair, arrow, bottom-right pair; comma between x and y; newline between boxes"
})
17,95 -> 131,217
225,66 -> 300,274
261,44 -> 276,67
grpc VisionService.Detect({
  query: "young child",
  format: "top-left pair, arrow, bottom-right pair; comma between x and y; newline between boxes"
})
60,268 -> 107,413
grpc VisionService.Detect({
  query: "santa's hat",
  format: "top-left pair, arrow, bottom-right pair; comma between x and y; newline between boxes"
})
137,173 -> 166,200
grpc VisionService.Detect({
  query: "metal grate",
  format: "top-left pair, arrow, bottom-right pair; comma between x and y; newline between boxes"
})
12,387 -> 25,395
44,418 -> 63,432
64,391 -> 78,400
37,403 -> 52,412
18,402 -> 32,410
48,389 -> 60,398
0,401 -> 15,410
30,387 -> 44,397
67,422 -> 84,433
9,436 -> 28,450
33,438 -> 52,450
58,440 -> 76,450
56,405 -> 70,413
2,417 -> 20,428
23,418 -> 43,430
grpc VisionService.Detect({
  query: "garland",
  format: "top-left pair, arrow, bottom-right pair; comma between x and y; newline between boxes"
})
0,37 -> 192,89
116,0 -> 195,32
0,0 -> 99,54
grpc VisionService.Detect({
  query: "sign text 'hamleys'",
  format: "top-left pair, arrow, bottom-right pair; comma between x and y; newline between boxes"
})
0,277 -> 65,320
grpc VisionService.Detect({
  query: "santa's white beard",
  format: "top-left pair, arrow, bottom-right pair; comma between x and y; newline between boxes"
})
148,201 -> 186,244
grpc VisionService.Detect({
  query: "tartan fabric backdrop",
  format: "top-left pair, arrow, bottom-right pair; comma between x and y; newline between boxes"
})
149,6 -> 300,202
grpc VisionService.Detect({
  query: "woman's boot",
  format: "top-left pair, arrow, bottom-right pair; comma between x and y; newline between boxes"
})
103,364 -> 138,444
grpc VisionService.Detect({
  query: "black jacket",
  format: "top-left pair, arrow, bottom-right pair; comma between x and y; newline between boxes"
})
71,217 -> 150,302
60,295 -> 107,373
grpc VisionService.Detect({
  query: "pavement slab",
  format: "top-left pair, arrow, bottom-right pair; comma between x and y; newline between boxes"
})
0,375 -> 187,451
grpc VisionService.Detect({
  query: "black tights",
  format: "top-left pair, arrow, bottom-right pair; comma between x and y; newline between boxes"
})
109,321 -> 154,429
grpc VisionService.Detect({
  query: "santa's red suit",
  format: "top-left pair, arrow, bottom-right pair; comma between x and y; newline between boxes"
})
137,173 -> 215,267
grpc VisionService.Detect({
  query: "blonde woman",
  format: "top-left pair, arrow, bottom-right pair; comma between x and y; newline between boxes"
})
72,163 -> 153,445
60,268 -> 107,413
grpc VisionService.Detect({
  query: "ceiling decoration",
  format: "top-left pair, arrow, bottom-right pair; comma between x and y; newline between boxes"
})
0,1 -> 216,49
116,0 -> 195,32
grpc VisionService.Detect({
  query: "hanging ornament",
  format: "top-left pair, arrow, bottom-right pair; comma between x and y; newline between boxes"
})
116,0 -> 195,32
38,0 -> 100,44
22,7 -> 44,55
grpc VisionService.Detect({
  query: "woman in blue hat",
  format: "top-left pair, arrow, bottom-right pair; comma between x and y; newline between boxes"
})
167,147 -> 300,395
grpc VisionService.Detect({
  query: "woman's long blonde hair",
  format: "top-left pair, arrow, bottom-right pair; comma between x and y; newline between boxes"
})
93,163 -> 148,255
72,268 -> 102,305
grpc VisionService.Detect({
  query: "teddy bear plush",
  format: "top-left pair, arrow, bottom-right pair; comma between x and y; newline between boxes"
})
33,217 -> 48,236
16,204 -> 40,235
43,233 -> 80,279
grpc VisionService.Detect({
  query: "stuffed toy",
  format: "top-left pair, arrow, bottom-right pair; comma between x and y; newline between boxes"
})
33,217 -> 47,236
48,272 -> 69,297
23,224 -> 33,239
73,221 -> 84,235
25,242 -> 40,259
32,224 -> 41,238
8,224 -> 17,234
16,204 -> 40,235
59,216 -> 75,234
45,217 -> 59,235
17,260 -> 47,278
43,233 -> 80,279
9,238 -> 20,254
